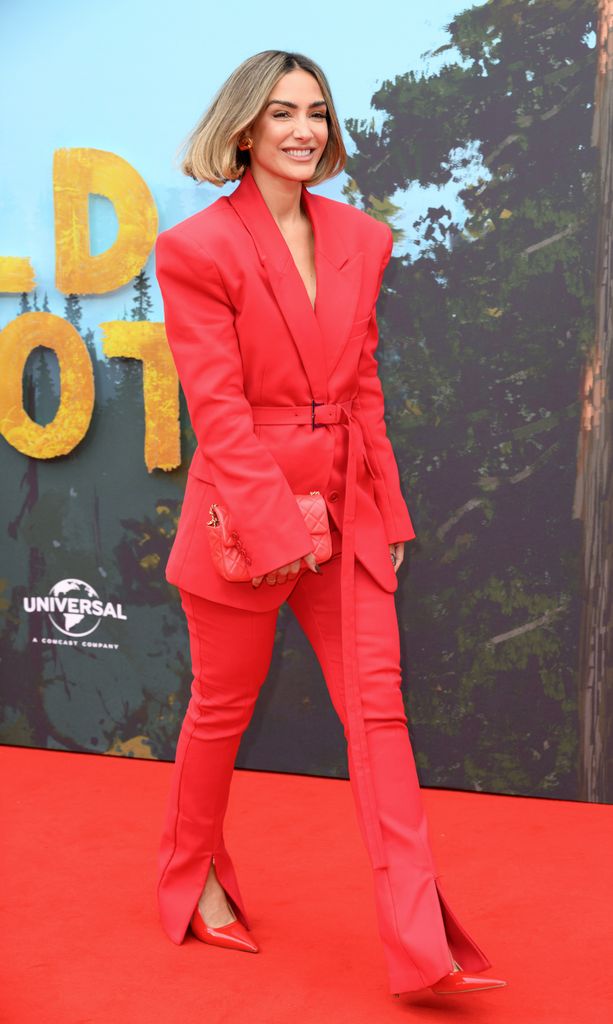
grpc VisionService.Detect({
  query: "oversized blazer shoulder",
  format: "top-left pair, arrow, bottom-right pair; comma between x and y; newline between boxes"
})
155,165 -> 416,611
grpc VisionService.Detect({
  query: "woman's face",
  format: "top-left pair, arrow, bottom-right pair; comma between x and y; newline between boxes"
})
247,68 -> 329,183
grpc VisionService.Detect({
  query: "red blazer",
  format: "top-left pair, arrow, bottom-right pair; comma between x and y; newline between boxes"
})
155,165 -> 416,612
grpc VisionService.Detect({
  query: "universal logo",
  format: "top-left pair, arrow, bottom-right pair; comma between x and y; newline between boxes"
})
23,578 -> 127,648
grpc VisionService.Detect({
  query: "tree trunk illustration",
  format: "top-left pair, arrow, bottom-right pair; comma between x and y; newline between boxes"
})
574,0 -> 613,801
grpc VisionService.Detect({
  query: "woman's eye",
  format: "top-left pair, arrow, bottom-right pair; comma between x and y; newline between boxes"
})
272,110 -> 327,119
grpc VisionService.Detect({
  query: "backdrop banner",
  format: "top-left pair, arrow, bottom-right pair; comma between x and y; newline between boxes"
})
1,0 -> 610,804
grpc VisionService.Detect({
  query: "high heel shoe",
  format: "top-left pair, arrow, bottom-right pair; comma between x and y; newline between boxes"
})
189,903 -> 259,953
393,958 -> 507,997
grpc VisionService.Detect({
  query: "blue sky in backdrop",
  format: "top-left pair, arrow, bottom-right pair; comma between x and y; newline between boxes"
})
0,0 -> 470,331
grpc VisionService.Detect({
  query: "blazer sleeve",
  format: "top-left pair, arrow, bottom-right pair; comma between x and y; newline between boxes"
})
353,223 -> 416,545
155,227 -> 314,577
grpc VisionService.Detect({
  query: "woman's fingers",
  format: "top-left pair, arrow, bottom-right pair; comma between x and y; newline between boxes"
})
251,554 -> 308,588
273,556 -> 306,585
253,543 -> 403,587
389,542 -> 405,573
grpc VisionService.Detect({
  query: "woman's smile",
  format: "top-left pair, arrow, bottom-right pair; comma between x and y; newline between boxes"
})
282,147 -> 316,161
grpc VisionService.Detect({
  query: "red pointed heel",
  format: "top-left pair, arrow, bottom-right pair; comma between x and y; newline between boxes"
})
430,964 -> 507,995
393,959 -> 506,998
189,904 -> 259,953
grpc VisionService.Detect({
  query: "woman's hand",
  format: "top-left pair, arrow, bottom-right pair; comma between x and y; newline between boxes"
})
389,541 -> 405,574
251,551 -> 320,588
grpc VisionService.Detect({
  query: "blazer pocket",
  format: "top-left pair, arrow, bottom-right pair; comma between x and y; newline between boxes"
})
347,315 -> 371,336
188,466 -> 214,485
345,318 -> 371,347
188,446 -> 215,484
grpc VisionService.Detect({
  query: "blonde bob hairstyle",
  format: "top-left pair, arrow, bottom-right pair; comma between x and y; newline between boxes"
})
176,50 -> 347,188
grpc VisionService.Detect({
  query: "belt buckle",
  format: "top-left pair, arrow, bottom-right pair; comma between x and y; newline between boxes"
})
311,399 -> 325,430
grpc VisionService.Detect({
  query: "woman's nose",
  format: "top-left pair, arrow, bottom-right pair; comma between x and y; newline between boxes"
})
291,118 -> 314,139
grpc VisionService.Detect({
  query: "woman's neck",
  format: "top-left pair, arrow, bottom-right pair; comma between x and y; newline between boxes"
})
248,164 -> 306,232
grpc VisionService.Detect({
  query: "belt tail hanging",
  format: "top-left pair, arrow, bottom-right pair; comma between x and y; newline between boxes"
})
340,411 -> 388,870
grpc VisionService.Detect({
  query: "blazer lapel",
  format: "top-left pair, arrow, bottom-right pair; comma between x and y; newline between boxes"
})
227,167 -> 364,398
302,183 -> 365,380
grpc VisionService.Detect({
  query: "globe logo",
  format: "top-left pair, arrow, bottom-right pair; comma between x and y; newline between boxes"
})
48,579 -> 102,638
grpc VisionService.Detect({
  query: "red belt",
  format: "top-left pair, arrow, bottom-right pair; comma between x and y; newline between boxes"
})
250,399 -> 388,870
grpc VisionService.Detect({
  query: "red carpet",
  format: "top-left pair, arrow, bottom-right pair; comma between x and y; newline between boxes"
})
1,745 -> 612,1023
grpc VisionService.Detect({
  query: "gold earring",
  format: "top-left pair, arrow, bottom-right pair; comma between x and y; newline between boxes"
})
238,136 -> 253,151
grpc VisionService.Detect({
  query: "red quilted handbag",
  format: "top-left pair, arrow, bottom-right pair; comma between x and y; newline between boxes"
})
206,490 -> 333,582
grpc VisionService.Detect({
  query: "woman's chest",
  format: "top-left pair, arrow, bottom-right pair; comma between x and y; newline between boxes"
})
278,220 -> 317,312
215,232 -> 379,395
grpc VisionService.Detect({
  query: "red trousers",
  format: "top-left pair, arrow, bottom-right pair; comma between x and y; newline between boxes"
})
157,537 -> 491,993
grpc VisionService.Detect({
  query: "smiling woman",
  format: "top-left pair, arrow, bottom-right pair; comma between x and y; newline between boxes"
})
175,50 -> 346,187
154,48 -> 506,1001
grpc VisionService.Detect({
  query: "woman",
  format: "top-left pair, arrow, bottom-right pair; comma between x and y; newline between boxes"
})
154,49 -> 506,999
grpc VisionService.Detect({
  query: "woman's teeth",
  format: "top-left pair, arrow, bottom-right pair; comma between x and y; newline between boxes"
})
283,149 -> 314,160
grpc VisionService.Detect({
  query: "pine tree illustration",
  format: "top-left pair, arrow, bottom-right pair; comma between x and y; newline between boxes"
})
130,270 -> 153,322
63,293 -> 83,333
